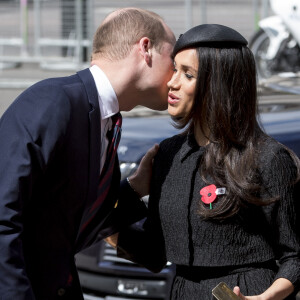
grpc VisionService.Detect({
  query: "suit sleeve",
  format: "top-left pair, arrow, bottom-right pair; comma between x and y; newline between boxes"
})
113,178 -> 148,226
0,86 -> 70,299
117,148 -> 167,273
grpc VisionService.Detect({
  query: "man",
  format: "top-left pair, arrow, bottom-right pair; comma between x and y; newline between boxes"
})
0,7 -> 175,299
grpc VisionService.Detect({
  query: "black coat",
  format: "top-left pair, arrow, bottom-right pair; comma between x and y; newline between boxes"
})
118,133 -> 300,299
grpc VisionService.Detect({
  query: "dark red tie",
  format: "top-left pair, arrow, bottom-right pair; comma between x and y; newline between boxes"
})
78,112 -> 122,234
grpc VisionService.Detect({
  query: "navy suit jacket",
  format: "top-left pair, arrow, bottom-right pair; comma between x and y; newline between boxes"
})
0,69 -> 147,299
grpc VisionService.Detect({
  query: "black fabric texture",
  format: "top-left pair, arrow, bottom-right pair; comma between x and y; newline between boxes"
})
118,133 -> 300,299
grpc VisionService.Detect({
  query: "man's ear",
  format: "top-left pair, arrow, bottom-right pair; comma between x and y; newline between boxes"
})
139,37 -> 152,66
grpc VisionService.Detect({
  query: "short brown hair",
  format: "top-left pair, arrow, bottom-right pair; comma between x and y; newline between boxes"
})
92,8 -> 173,60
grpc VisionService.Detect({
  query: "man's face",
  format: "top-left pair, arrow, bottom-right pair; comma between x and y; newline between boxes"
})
145,41 -> 175,111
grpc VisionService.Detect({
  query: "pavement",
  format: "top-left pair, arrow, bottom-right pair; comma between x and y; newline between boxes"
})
1,62 -> 300,118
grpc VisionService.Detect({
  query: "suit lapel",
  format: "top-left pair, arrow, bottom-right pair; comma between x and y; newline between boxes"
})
77,68 -> 100,199
76,69 -> 101,250
75,69 -> 122,252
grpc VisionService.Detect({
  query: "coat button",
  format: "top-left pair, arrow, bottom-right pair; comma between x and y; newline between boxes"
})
57,288 -> 66,296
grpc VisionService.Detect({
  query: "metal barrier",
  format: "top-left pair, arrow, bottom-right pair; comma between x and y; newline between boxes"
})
0,0 -> 93,70
0,0 -> 24,69
35,0 -> 93,70
0,0 -> 270,70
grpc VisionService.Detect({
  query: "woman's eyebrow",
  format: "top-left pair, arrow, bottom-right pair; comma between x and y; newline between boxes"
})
180,63 -> 198,73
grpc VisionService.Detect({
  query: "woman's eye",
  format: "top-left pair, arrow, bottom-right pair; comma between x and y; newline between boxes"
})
185,73 -> 193,79
173,68 -> 177,73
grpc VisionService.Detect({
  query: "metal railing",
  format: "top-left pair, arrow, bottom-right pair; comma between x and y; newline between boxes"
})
0,0 -> 270,70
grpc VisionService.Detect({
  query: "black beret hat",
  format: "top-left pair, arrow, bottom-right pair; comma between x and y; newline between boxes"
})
173,24 -> 248,57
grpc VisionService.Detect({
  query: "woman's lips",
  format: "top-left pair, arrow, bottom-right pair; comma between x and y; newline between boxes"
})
168,93 -> 179,105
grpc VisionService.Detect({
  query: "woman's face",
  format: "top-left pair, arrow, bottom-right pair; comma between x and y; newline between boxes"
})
167,48 -> 198,118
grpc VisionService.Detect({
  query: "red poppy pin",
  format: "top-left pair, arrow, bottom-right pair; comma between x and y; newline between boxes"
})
200,184 -> 226,209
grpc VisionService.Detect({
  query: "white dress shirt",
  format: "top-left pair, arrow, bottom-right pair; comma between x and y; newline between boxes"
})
89,65 -> 119,174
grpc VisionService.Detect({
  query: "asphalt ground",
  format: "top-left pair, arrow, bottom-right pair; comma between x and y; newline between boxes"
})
1,62 -> 300,118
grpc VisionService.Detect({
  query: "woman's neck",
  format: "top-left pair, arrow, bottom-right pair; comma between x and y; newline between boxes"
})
194,122 -> 210,147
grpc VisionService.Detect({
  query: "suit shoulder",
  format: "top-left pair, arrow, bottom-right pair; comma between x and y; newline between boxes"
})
31,73 -> 81,92
0,73 -> 84,132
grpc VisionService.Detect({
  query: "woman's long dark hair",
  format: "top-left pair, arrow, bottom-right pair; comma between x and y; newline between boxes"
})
173,45 -> 294,219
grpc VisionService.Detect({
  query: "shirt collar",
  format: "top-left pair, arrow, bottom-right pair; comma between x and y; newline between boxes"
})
89,65 -> 119,120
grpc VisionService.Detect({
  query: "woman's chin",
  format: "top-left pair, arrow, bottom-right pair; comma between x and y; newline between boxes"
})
167,106 -> 181,118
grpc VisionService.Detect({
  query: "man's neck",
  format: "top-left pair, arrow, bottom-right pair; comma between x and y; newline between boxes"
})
90,58 -> 141,112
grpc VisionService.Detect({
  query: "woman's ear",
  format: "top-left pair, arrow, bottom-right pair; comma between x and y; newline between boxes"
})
139,37 -> 152,66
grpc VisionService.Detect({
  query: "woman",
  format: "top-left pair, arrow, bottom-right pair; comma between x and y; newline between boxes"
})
108,24 -> 300,299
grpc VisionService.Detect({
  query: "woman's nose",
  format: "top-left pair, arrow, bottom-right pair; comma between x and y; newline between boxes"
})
167,73 -> 180,89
